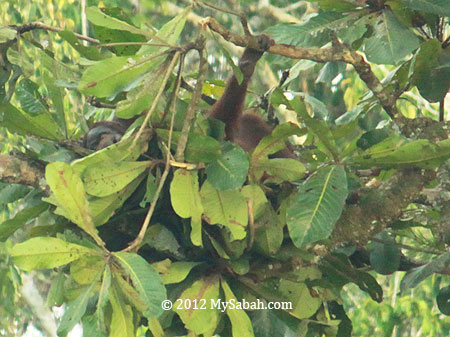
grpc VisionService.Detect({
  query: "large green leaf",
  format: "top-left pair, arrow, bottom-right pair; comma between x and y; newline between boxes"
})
252,158 -> 305,182
348,139 -> 450,168
221,280 -> 254,337
10,237 -> 93,271
90,175 -> 144,226
206,143 -> 249,190
251,123 -> 302,161
254,205 -> 284,256
78,55 -> 161,98
267,12 -> 348,47
15,79 -> 48,116
0,102 -> 61,139
170,169 -> 203,219
0,202 -> 48,241
82,161 -> 150,197
369,233 -> 401,275
114,252 -> 167,317
401,0 -> 450,16
200,181 -> 248,241
58,282 -> 97,336
279,279 -> 322,319
364,10 -> 420,64
109,287 -> 134,337
417,49 -> 450,102
71,132 -> 150,175
287,165 -> 348,247
401,252 -> 450,291
174,275 -> 220,336
45,162 -> 103,245
158,261 -> 201,285
86,7 -> 150,37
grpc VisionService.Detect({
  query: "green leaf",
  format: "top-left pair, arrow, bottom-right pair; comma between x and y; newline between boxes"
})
200,181 -> 248,241
90,175 -> 144,226
143,224 -> 182,257
254,205 -> 284,256
437,285 -> 450,316
279,279 -> 321,319
267,12 -> 347,47
96,265 -> 111,332
45,162 -> 103,245
16,79 -> 48,116
349,139 -> 450,168
401,0 -> 450,16
364,10 -> 420,65
70,255 -> 106,285
138,6 -> 189,55
0,184 -> 30,205
116,66 -> 166,118
289,94 -> 339,159
369,233 -> 401,275
241,184 -> 269,219
159,261 -> 201,285
10,237 -> 93,271
252,158 -> 305,182
170,169 -> 204,218
0,26 -> 17,42
114,252 -> 167,317
417,49 -> 450,102
58,30 -> 104,60
206,143 -> 249,190
287,165 -> 348,247
82,315 -> 107,337
109,287 -> 135,337
412,39 -> 442,87
157,129 -> 221,163
58,282 -> 96,336
401,252 -> 450,291
174,275 -> 220,336
221,280 -> 254,337
82,161 -> 150,197
86,7 -> 150,37
0,202 -> 48,241
0,102 -> 61,139
71,132 -> 149,175
78,55 -> 162,98
252,123 -> 302,161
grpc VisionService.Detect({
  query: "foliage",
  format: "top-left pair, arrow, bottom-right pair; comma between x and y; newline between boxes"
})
0,0 -> 450,336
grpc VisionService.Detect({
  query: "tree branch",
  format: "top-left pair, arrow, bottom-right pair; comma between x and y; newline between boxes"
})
201,17 -> 399,118
0,154 -> 49,194
332,168 -> 436,246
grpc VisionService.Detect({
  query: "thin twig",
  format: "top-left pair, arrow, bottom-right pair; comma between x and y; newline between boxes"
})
439,98 -> 445,122
125,54 -> 183,253
132,52 -> 180,148
246,199 -> 255,251
175,36 -> 207,162
98,42 -> 178,49
161,55 -> 185,123
10,22 -> 99,44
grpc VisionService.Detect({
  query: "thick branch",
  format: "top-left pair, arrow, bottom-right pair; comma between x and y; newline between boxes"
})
0,154 -> 49,193
202,17 -> 398,118
332,168 -> 436,246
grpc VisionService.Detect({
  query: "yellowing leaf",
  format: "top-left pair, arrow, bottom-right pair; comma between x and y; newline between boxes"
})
11,237 -> 94,271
